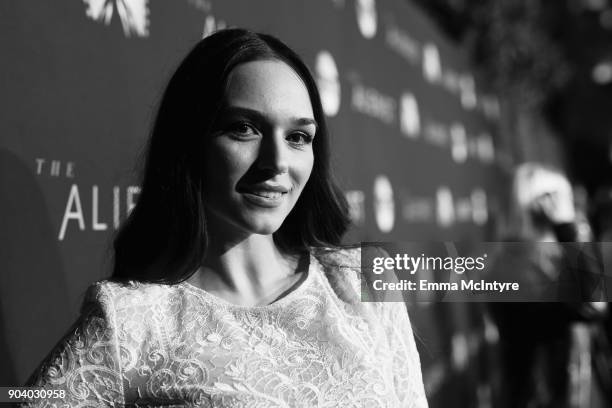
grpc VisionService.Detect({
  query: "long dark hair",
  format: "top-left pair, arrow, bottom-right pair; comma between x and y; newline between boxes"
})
112,28 -> 350,283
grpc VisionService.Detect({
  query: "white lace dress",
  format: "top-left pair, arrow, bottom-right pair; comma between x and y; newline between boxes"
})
25,248 -> 428,407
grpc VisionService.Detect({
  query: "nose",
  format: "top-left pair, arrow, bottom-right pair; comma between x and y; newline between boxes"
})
256,129 -> 289,175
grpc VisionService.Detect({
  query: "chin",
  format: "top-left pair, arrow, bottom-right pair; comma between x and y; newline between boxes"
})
244,219 -> 285,236
239,203 -> 294,232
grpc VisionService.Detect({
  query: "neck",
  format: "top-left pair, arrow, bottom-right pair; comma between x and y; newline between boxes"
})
189,233 -> 305,306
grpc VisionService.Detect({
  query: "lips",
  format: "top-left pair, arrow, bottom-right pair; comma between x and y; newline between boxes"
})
239,183 -> 290,208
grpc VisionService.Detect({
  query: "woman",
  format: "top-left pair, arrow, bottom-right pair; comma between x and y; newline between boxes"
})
25,29 -> 428,407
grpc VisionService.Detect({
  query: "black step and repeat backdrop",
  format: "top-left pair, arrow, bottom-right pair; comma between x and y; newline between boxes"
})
1,0 -> 507,405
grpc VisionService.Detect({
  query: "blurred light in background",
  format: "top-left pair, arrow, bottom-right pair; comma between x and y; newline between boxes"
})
599,8 -> 612,28
583,0 -> 608,11
592,60 -> 612,84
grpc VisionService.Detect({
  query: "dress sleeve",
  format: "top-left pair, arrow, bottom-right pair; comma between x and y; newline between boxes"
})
384,301 -> 429,408
22,282 -> 125,407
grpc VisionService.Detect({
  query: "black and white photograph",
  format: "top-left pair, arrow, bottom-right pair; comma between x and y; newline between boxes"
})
2,0 -> 612,407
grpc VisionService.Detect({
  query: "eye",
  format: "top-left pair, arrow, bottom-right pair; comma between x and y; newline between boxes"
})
286,131 -> 314,146
228,122 -> 259,138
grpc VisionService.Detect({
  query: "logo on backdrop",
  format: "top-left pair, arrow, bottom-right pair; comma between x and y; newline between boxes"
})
355,0 -> 377,39
35,158 -> 140,240
345,190 -> 365,225
459,74 -> 477,109
422,43 -> 442,83
477,133 -> 495,163
471,189 -> 488,225
399,92 -> 421,138
83,0 -> 150,38
58,184 -> 140,240
436,186 -> 455,227
351,83 -> 396,125
449,123 -> 468,163
315,51 -> 341,117
373,175 -> 395,233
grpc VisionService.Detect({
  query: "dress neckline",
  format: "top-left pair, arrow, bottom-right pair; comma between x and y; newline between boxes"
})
179,252 -> 317,310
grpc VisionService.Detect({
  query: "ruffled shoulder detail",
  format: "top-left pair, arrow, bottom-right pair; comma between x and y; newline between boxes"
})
86,279 -> 175,313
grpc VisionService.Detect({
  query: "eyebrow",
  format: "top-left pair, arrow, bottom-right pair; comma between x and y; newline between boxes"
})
220,106 -> 318,130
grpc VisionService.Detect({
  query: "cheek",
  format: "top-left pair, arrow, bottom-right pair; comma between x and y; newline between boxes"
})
292,152 -> 314,189
206,140 -> 256,189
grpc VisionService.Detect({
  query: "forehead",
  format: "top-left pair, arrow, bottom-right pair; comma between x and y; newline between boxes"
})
224,60 -> 314,119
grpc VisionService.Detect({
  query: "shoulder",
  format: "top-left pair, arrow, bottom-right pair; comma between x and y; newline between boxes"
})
312,245 -> 361,269
309,246 -> 360,306
311,244 -> 390,263
312,244 -> 391,298
311,245 -> 388,306
82,279 -> 179,315
81,280 -> 188,352
311,244 -> 389,269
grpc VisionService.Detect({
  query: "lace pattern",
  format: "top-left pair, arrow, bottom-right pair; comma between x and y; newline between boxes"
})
24,248 -> 428,407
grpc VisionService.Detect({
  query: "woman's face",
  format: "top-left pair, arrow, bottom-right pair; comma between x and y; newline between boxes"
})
203,59 -> 316,237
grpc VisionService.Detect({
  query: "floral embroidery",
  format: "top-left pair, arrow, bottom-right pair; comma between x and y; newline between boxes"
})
24,249 -> 428,407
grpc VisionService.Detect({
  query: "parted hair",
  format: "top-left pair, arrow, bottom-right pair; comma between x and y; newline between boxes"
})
111,28 -> 350,283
